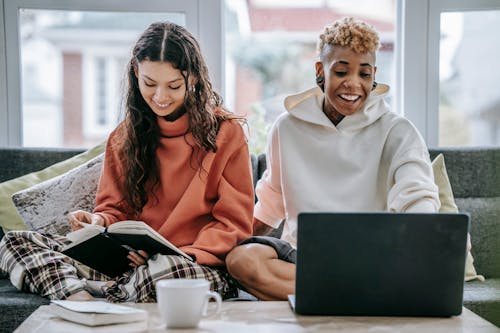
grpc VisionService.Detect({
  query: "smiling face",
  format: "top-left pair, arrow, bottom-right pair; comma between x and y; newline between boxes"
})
135,60 -> 190,117
316,46 -> 377,124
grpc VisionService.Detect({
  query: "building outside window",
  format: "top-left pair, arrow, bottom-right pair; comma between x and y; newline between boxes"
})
19,10 -> 185,147
11,0 -> 396,150
1,0 -> 221,148
5,0 -> 499,150
225,0 -> 396,154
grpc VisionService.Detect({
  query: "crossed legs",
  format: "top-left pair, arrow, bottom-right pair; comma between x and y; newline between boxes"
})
226,243 -> 295,301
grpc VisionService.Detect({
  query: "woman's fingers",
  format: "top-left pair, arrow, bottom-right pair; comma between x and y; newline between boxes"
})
128,251 -> 149,267
127,252 -> 139,267
69,220 -> 83,231
68,210 -> 90,223
68,211 -> 87,231
68,211 -> 104,230
136,250 -> 149,261
90,214 -> 105,226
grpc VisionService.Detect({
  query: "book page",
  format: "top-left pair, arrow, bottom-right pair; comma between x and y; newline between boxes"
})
106,220 -> 147,233
108,221 -> 175,248
49,300 -> 148,327
65,223 -> 105,245
51,300 -> 145,315
107,220 -> 192,261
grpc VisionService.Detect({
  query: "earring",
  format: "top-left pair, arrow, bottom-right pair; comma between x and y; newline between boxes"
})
316,76 -> 325,92
372,81 -> 378,90
189,85 -> 196,93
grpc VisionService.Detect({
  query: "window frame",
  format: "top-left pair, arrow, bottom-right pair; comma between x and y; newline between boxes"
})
0,0 -> 7,146
0,0 -> 223,147
82,52 -> 121,139
398,0 -> 500,146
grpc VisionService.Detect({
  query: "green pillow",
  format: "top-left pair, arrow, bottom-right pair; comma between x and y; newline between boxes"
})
0,143 -> 105,233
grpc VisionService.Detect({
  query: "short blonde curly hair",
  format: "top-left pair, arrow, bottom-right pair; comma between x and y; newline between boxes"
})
318,17 -> 380,60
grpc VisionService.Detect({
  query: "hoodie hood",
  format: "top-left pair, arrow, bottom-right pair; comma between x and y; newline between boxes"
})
284,83 -> 390,132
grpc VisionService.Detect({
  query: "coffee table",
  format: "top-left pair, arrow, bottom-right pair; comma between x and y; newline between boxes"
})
14,301 -> 500,333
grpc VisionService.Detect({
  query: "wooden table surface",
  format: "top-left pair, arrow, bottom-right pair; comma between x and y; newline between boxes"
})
14,301 -> 500,333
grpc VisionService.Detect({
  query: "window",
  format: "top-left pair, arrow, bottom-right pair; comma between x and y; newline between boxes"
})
439,11 -> 500,146
0,0 -> 223,148
95,57 -> 107,126
225,0 -> 396,154
399,0 -> 500,147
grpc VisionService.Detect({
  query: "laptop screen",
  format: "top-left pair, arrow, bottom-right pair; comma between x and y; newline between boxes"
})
294,212 -> 469,317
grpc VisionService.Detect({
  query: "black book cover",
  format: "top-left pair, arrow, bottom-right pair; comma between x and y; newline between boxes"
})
62,224 -> 190,277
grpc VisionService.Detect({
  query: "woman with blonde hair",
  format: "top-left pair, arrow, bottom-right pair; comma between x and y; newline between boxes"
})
226,17 -> 439,301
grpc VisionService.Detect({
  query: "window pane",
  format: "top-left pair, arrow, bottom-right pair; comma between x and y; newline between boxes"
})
439,11 -> 500,147
225,0 -> 396,154
20,10 -> 185,148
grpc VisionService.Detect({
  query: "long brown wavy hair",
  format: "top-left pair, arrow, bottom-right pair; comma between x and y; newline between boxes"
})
118,21 -> 239,215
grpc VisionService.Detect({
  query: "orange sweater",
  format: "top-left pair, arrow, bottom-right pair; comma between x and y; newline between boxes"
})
93,113 -> 254,266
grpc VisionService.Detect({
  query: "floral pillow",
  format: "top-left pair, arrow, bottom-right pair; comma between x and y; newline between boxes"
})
11,154 -> 103,236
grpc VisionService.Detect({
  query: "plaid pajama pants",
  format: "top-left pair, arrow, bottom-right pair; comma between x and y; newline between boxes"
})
0,230 -> 238,302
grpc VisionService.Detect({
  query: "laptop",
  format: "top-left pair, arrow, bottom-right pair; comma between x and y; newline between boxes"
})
289,212 -> 469,317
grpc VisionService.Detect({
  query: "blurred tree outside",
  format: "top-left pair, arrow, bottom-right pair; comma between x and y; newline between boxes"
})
231,37 -> 316,154
439,105 -> 470,146
246,102 -> 270,155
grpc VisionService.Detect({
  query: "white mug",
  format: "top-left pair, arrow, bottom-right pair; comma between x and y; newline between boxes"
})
156,278 -> 222,328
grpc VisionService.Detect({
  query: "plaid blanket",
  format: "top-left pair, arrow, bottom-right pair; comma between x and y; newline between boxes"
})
0,230 -> 238,302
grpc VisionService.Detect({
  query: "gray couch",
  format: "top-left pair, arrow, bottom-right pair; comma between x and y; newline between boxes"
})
0,146 -> 499,332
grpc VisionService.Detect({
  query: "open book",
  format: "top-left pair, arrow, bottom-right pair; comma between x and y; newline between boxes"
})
49,300 -> 147,327
63,220 -> 192,277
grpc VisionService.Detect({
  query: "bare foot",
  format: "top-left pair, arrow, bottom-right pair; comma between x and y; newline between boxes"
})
66,290 -> 94,301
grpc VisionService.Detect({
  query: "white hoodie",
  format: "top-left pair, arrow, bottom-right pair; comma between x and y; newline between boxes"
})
254,85 -> 440,248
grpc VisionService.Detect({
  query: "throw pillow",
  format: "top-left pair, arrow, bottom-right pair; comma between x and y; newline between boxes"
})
432,153 -> 484,282
0,143 -> 105,233
11,154 -> 104,236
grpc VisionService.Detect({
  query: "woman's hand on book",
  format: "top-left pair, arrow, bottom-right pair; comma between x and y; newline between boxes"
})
68,210 -> 105,231
128,250 -> 150,268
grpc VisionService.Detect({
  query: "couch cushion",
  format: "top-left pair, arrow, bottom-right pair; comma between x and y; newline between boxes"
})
456,197 -> 500,278
0,148 -> 86,183
429,148 -> 500,198
429,148 -> 500,280
464,278 -> 500,328
432,154 -> 458,212
432,154 -> 483,282
0,143 -> 105,233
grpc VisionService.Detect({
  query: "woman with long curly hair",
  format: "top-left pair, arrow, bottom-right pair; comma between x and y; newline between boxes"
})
0,22 -> 254,302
